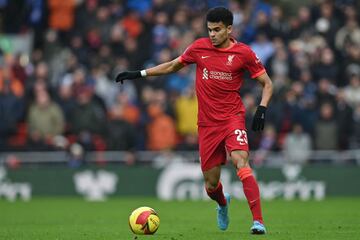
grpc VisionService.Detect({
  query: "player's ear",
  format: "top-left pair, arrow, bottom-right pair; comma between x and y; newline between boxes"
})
227,25 -> 232,35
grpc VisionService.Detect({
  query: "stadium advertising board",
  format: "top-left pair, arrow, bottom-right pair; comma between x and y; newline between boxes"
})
156,163 -> 326,201
1,164 -> 360,201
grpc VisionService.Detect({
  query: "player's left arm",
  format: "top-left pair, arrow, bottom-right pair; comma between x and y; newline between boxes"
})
252,72 -> 273,131
255,72 -> 273,108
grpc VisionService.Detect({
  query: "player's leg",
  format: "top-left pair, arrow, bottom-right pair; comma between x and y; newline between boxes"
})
203,165 -> 227,205
203,165 -> 231,231
199,125 -> 227,205
224,119 -> 266,234
230,150 -> 266,234
199,125 -> 230,230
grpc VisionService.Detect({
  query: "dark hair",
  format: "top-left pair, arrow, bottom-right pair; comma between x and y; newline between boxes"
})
206,7 -> 233,26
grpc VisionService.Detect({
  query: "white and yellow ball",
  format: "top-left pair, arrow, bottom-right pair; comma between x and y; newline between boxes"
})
128,207 -> 160,235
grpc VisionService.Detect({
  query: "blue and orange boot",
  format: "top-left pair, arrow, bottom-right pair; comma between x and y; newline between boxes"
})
251,220 -> 266,234
216,193 -> 231,231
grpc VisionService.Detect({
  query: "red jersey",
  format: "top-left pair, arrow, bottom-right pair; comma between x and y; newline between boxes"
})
179,37 -> 266,126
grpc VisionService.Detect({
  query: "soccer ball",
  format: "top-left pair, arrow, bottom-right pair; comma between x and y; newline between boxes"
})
128,206 -> 160,235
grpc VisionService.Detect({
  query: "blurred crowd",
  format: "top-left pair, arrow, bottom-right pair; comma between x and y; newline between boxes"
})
0,0 -> 360,165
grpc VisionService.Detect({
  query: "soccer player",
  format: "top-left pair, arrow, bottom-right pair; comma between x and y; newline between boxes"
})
116,7 -> 273,234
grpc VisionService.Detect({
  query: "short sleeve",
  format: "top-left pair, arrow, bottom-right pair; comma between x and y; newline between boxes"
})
179,42 -> 197,65
244,47 -> 266,79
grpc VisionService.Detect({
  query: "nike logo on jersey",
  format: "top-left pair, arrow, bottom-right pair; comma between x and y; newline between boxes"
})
201,56 -> 210,59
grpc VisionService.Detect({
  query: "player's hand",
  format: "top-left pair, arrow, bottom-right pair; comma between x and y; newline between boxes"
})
252,105 -> 267,131
115,71 -> 142,84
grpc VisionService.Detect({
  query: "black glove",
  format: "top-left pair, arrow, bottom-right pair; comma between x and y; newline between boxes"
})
115,71 -> 142,84
252,105 -> 267,131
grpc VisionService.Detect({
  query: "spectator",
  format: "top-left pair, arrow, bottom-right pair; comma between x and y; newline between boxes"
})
312,48 -> 339,84
335,18 -> 360,51
343,74 -> 360,108
69,35 -> 89,66
0,72 -> 25,149
0,0 -> 27,33
92,65 -> 118,109
167,67 -> 193,94
268,5 -> 289,40
112,91 -> 140,126
316,78 -> 336,107
174,87 -> 198,136
69,86 -> 107,149
254,10 -> 273,39
176,133 -> 199,151
67,143 -> 85,168
250,32 -> 275,65
283,124 -> 312,165
25,61 -> 51,102
106,104 -> 137,150
0,64 -> 24,98
314,1 -> 341,47
336,89 -> 354,150
296,6 -> 314,36
122,36 -> 145,70
146,101 -> 177,151
300,70 -> 317,105
127,0 -> 152,16
152,11 -> 170,54
121,10 -> 143,39
55,83 -> 76,122
314,102 -> 338,150
48,0 -> 76,44
11,54 -> 27,85
27,90 -> 65,150
243,93 -> 260,149
267,44 -> 289,80
253,124 -> 277,166
276,89 -> 299,135
109,24 -> 125,58
170,9 -> 191,35
350,104 -> 360,149
93,6 -> 112,44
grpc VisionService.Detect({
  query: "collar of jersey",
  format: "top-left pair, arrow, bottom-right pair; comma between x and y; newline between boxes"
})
211,37 -> 237,52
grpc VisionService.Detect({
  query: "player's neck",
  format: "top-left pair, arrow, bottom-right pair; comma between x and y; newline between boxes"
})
216,38 -> 234,49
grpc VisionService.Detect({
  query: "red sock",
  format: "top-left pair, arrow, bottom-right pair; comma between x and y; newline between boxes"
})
206,182 -> 227,206
237,168 -> 264,224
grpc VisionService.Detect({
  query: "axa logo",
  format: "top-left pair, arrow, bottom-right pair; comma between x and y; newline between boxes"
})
202,68 -> 208,80
74,170 -> 118,201
226,55 -> 235,65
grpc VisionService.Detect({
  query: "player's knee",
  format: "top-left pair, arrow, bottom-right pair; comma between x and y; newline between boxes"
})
231,152 -> 249,169
205,179 -> 219,191
235,160 -> 249,169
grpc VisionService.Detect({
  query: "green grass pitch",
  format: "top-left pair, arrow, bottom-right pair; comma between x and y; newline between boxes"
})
1,197 -> 359,240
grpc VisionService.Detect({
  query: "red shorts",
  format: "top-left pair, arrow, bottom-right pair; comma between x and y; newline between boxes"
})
198,117 -> 249,171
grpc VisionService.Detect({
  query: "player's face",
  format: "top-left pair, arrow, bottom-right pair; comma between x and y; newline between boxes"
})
207,21 -> 232,48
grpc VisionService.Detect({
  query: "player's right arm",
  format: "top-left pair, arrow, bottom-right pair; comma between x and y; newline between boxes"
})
115,57 -> 185,84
